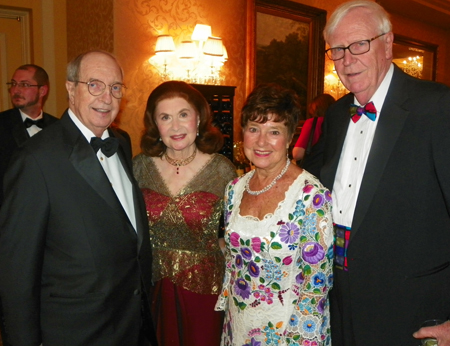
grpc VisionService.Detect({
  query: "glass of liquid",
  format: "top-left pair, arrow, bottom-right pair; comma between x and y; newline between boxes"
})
420,319 -> 445,346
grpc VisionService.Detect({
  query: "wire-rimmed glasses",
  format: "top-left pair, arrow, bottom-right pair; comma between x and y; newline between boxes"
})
6,82 -> 42,89
75,79 -> 126,99
325,33 -> 387,61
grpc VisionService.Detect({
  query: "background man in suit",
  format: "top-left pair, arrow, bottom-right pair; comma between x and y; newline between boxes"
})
309,1 -> 450,345
0,64 -> 58,206
0,51 -> 156,346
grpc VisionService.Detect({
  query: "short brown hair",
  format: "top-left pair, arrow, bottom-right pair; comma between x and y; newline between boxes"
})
241,83 -> 301,137
140,81 -> 224,157
17,64 -> 49,87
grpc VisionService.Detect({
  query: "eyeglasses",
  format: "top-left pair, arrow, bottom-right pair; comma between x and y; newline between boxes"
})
75,79 -> 126,99
325,33 -> 387,61
7,82 -> 42,89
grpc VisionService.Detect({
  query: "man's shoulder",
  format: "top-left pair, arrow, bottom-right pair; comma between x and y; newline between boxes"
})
392,65 -> 450,98
0,108 -> 20,123
43,111 -> 59,123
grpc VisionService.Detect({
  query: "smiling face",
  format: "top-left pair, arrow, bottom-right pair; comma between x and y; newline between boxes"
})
154,97 -> 199,155
243,116 -> 291,172
66,52 -> 123,137
10,67 -> 48,116
328,7 -> 393,105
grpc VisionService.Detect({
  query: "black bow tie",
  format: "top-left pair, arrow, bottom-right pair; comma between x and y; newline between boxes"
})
90,137 -> 119,158
24,118 -> 45,129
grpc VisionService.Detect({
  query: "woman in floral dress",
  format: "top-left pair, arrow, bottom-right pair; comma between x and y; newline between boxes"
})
215,84 -> 334,346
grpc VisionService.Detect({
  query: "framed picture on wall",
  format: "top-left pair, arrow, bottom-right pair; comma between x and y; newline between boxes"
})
246,0 -> 326,119
392,35 -> 437,81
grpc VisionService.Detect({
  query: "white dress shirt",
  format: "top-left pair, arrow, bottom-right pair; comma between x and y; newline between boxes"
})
68,109 -> 137,231
20,109 -> 43,137
332,64 -> 394,227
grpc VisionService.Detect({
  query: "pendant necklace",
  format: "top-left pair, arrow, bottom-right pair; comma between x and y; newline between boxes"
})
245,158 -> 290,196
164,147 -> 197,174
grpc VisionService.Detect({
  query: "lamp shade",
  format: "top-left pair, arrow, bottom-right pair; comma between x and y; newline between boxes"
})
203,36 -> 224,57
191,24 -> 212,42
222,45 -> 228,61
178,41 -> 197,59
155,35 -> 175,55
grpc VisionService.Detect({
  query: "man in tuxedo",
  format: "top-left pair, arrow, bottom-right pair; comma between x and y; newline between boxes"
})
310,1 -> 450,345
0,64 -> 58,206
0,51 -> 156,345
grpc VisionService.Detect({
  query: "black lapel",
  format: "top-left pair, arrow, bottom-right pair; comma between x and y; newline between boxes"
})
110,128 -> 146,248
321,93 -> 354,190
351,66 -> 410,237
60,113 -> 131,226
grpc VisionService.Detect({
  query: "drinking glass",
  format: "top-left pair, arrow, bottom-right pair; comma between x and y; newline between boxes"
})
420,319 -> 445,346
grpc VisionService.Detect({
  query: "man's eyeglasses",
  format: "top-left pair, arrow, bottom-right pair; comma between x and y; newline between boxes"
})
75,80 -> 126,99
7,82 -> 42,89
325,33 -> 387,61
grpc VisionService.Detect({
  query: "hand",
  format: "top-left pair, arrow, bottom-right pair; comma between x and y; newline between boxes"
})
413,320 -> 450,346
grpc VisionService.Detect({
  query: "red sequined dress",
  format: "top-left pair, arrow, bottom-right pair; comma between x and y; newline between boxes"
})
133,153 -> 236,346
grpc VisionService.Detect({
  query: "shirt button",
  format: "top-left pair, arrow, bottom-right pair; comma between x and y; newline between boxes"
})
134,289 -> 141,295
360,131 -> 363,134
354,157 -> 357,160
349,184 -> 352,187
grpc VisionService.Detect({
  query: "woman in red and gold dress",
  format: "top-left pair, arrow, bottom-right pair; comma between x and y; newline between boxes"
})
133,81 -> 236,346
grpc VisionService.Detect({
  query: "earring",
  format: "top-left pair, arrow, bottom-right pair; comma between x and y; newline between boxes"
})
159,137 -> 162,142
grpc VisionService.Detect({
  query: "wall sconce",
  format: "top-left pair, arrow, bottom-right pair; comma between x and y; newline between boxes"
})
149,24 -> 228,85
154,35 -> 176,80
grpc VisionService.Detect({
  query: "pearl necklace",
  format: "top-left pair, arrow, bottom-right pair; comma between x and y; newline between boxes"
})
245,158 -> 290,196
164,147 -> 197,175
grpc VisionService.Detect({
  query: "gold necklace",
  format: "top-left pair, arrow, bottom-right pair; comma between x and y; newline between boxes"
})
164,147 -> 197,174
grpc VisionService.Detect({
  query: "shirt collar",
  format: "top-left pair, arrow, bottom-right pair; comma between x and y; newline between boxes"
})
20,109 -> 43,122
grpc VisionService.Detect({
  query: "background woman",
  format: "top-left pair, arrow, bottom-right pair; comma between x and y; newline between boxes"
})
133,81 -> 236,346
292,93 -> 335,162
215,83 -> 334,346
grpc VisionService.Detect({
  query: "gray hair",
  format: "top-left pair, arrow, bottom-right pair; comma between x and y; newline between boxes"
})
66,50 -> 123,84
324,0 -> 392,43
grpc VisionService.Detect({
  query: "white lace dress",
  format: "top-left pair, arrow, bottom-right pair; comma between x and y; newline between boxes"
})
215,170 -> 334,346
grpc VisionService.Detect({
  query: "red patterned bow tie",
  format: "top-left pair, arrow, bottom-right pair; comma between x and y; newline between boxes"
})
349,101 -> 377,123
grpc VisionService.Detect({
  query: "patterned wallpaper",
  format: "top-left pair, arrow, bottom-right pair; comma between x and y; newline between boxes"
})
65,0 -> 450,156
114,0 -> 247,156
66,0 -> 114,61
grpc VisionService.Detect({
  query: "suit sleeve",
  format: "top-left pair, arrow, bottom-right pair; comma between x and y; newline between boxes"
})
0,148 -> 49,345
432,89 -> 450,216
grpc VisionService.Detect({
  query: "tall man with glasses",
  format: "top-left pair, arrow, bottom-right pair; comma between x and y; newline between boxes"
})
304,1 -> 450,345
0,50 -> 157,346
0,64 -> 58,206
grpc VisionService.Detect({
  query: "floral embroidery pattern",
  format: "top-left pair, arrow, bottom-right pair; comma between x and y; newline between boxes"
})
216,173 -> 333,346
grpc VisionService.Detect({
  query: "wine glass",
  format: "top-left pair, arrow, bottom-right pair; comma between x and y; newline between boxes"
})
419,319 -> 445,346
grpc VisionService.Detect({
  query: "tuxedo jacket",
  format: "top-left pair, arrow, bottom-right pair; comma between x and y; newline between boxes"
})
0,111 -> 154,346
0,107 -> 58,206
318,65 -> 450,345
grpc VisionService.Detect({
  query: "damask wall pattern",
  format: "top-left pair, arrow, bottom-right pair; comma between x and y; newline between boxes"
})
67,0 -> 114,61
115,0 -> 247,156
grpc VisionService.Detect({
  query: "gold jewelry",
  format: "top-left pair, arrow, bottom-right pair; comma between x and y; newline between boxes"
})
164,147 -> 197,175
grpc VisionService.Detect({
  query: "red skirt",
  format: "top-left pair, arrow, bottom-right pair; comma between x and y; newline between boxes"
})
151,278 -> 224,346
